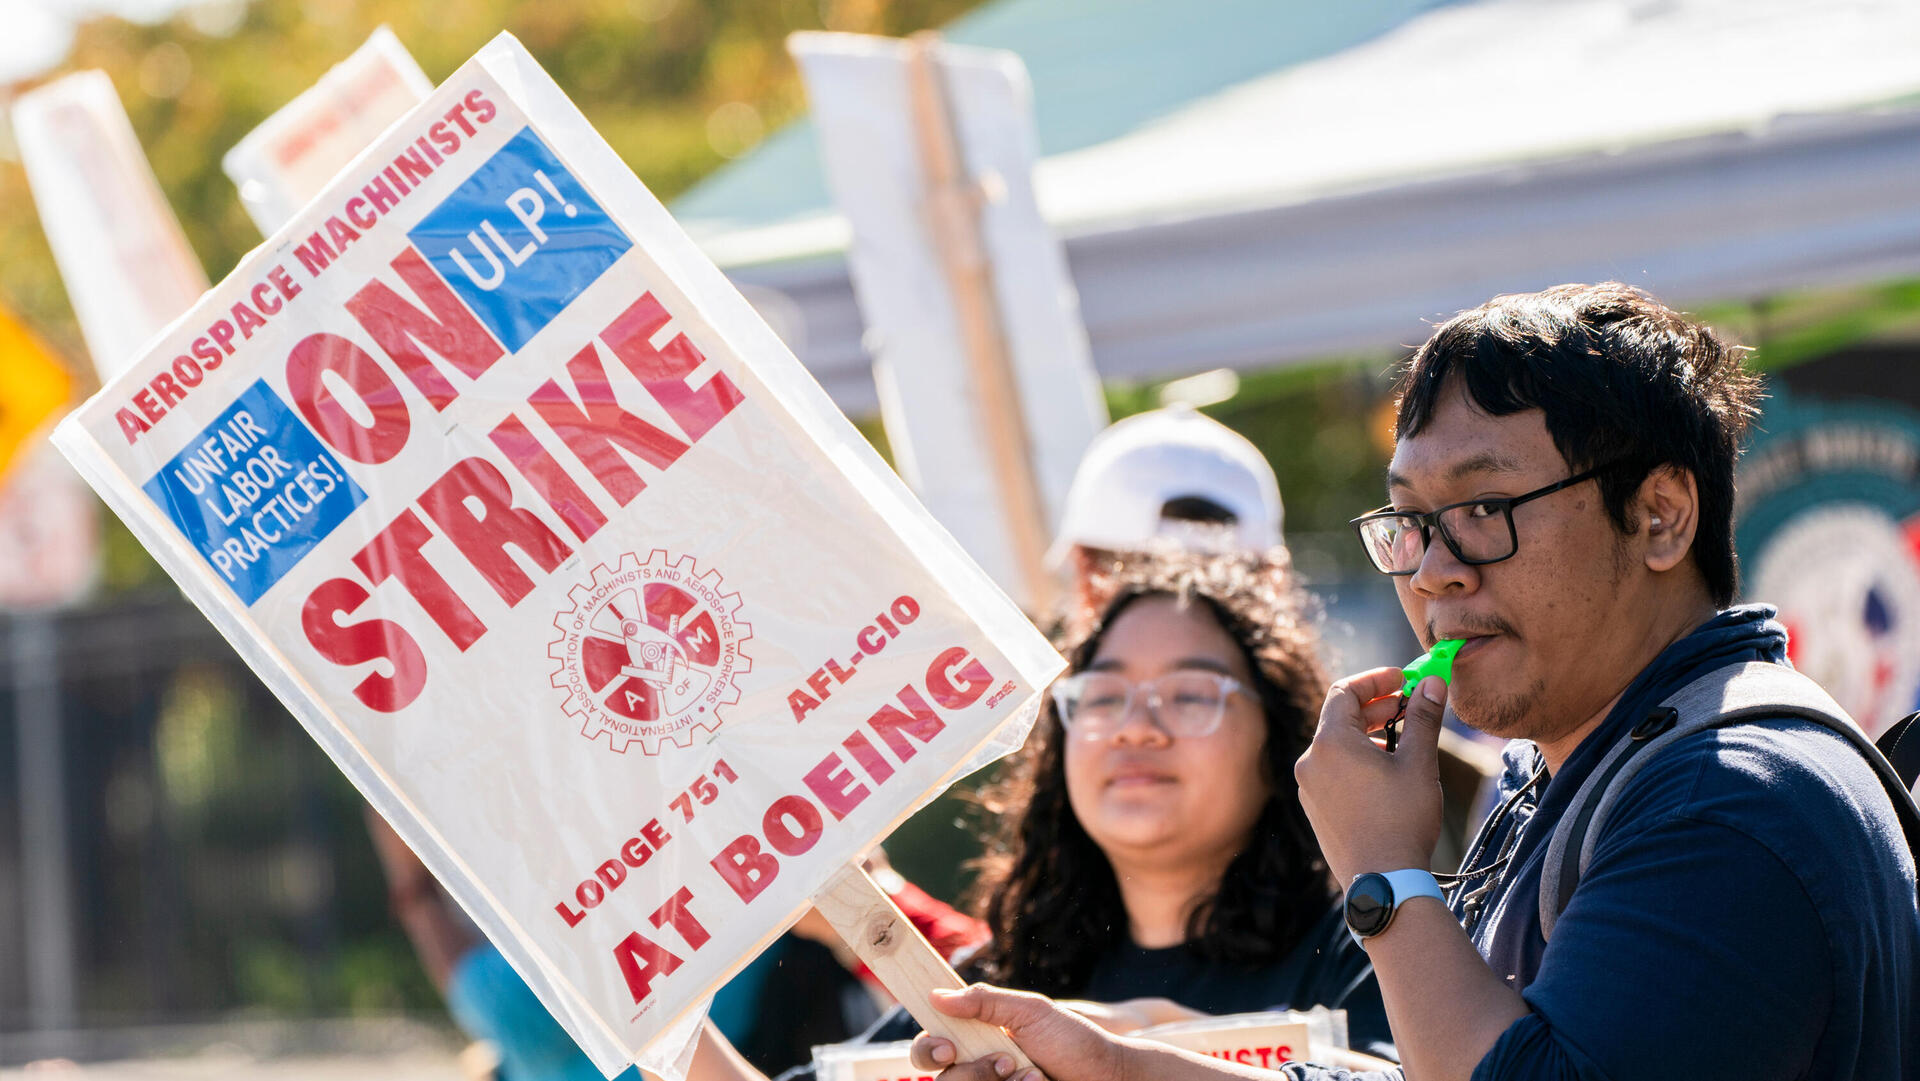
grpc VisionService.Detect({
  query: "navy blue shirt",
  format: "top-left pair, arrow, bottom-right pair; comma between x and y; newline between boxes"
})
1289,606 -> 1920,1080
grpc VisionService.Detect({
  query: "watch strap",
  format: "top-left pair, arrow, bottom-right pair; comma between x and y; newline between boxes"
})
1346,868 -> 1444,945
1381,868 -> 1444,908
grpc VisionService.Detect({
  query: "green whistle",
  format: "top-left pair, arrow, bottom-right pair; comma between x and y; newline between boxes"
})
1400,638 -> 1464,698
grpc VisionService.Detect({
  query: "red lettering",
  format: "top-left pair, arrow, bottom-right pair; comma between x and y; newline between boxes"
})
869,686 -> 944,762
428,120 -> 459,156
928,647 -> 992,709
599,293 -> 744,442
596,859 -> 628,892
648,886 -> 711,950
132,388 -> 164,424
842,730 -> 895,784
802,754 -> 870,821
191,338 -> 223,369
576,877 -> 605,908
230,299 -> 267,339
300,577 -> 427,712
352,511 -> 487,650
286,332 -> 411,464
762,795 -> 824,858
150,370 -> 186,407
613,930 -> 682,1004
528,342 -> 689,506
620,836 -> 654,868
324,214 -> 361,252
789,689 -> 821,722
294,232 -> 336,276
362,174 -> 399,214
250,281 -> 283,315
395,146 -> 433,187
712,835 -> 778,902
465,88 -> 496,124
442,102 -> 477,137
488,414 -> 609,543
208,319 -> 238,355
170,356 -> 203,388
344,195 -> 378,230
269,264 -> 301,301
346,247 -> 504,410
555,900 -> 585,928
116,407 -> 150,444
643,819 -> 670,848
416,457 -> 572,606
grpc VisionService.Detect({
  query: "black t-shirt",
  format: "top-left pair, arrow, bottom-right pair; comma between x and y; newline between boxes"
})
774,902 -> 1393,1081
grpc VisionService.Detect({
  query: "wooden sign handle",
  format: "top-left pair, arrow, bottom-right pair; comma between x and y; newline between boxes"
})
812,862 -> 1031,1070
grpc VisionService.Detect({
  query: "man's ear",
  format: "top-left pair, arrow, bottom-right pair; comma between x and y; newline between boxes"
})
1638,465 -> 1698,574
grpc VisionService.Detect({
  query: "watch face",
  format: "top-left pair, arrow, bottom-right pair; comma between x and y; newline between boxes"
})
1345,873 -> 1395,938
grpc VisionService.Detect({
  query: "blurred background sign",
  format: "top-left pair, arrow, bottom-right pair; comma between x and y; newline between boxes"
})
0,304 -> 71,485
11,70 -> 209,383
222,25 -> 432,235
1738,392 -> 1920,739
794,31 -> 1106,610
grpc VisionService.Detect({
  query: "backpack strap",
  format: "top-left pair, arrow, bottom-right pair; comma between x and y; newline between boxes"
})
1877,712 -> 1920,793
1540,661 -> 1920,942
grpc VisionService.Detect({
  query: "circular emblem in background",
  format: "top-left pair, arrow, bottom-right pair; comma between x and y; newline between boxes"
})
1736,391 -> 1920,738
549,550 -> 752,755
1749,505 -> 1920,737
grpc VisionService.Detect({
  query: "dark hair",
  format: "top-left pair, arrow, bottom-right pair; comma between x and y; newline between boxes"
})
1395,282 -> 1763,605
962,550 -> 1332,996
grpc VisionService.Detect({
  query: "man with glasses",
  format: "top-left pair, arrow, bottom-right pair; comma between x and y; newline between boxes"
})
906,283 -> 1917,1081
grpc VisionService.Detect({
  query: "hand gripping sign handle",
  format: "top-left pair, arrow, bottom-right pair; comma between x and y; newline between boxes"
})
813,862 -> 1031,1070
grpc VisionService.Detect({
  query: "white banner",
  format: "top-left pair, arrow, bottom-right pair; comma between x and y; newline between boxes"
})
54,33 -> 1057,1078
223,26 -> 434,235
793,32 -> 1107,604
12,71 -> 209,382
812,1010 -> 1338,1081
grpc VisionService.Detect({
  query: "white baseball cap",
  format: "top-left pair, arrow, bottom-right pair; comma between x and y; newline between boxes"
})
1048,404 -> 1283,566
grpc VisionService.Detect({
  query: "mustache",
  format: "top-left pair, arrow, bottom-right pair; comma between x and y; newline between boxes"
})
1424,617 -> 1518,645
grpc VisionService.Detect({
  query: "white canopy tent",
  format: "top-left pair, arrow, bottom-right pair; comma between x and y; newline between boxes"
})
672,0 -> 1920,413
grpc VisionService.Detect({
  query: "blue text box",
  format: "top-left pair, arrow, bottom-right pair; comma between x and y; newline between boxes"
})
143,381 -> 367,606
408,126 -> 632,352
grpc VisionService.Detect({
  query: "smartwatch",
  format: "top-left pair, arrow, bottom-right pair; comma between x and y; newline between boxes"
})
1344,869 -> 1445,944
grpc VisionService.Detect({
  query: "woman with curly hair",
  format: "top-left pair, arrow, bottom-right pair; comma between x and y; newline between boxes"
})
687,550 -> 1390,1081
951,549 -> 1389,1052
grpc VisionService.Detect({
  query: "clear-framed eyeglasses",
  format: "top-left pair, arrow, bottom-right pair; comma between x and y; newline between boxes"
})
1349,462 -> 1618,576
1049,669 -> 1245,740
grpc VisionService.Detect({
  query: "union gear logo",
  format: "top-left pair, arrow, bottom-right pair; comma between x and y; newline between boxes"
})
549,550 -> 752,754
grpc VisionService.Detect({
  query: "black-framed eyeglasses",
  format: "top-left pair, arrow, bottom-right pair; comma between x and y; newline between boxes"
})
1349,462 -> 1619,576
1049,670 -> 1244,740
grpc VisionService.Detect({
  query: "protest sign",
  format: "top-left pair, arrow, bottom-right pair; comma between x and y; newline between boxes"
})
793,33 -> 1108,609
12,71 -> 209,382
53,32 -> 1059,1078
0,444 -> 97,611
0,304 -> 73,483
224,26 -> 434,235
812,1010 -> 1339,1081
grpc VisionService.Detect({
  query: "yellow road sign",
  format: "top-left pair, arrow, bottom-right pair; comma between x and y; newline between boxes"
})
0,305 -> 74,482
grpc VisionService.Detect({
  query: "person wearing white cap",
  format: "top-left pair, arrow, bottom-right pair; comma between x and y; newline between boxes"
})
1050,404 -> 1284,626
1051,403 -> 1283,561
